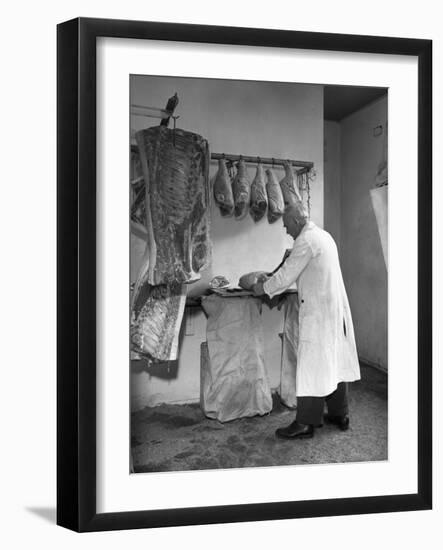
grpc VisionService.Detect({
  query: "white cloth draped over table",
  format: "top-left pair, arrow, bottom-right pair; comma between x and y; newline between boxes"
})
279,293 -> 299,408
200,295 -> 272,422
264,222 -> 361,397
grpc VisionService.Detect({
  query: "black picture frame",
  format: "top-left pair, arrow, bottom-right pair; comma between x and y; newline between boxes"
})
57,17 -> 432,532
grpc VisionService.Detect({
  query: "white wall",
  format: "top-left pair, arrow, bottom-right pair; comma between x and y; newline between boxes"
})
131,76 -> 324,409
339,97 -> 388,370
324,120 -> 342,251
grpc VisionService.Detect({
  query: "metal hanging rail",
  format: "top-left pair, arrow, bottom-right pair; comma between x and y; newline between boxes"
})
130,145 -> 314,173
211,152 -> 313,171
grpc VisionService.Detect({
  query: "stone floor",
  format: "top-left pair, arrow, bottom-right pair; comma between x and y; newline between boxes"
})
131,364 -> 387,473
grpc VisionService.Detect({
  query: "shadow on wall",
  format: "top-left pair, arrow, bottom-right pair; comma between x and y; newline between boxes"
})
131,359 -> 179,380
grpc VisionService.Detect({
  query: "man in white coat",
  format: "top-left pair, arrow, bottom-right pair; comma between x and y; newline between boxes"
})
253,201 -> 361,439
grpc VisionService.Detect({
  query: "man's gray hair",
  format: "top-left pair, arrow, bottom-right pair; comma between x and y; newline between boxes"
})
284,201 -> 308,224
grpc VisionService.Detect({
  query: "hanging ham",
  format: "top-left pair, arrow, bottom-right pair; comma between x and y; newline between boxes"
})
279,161 -> 308,219
232,159 -> 251,219
265,168 -> 285,223
213,158 -> 234,216
249,162 -> 268,222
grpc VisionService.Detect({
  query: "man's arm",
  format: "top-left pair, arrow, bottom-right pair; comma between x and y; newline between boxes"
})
252,248 -> 292,296
261,238 -> 313,298
270,248 -> 292,275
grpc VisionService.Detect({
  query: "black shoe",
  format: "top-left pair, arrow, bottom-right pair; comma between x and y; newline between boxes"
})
324,414 -> 350,431
275,420 -> 314,439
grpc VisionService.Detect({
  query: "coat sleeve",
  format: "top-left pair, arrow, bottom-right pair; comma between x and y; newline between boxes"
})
263,237 -> 313,298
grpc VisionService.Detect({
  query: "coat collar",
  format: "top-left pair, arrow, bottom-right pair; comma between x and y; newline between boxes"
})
300,220 -> 315,235
292,220 -> 315,243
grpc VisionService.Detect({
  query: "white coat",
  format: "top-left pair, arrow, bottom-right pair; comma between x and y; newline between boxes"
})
263,222 -> 360,397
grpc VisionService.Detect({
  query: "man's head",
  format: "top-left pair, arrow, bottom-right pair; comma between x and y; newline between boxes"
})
282,203 -> 308,240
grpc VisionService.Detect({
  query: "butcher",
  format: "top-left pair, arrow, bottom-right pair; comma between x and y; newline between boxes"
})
252,202 -> 361,439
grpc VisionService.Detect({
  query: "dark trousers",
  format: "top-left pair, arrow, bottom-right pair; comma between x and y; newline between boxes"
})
296,382 -> 349,426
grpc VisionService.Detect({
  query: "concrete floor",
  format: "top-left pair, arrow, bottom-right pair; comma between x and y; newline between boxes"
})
131,364 -> 387,473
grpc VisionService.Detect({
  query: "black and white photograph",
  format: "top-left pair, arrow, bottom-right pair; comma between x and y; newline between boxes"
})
129,75 -> 388,474
1,0 -> 438,543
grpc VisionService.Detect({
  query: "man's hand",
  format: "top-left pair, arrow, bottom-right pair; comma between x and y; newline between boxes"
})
252,281 -> 265,296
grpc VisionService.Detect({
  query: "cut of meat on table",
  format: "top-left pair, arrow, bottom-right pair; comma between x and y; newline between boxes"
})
209,275 -> 231,289
249,162 -> 268,222
238,271 -> 270,290
135,126 -> 211,287
232,159 -> 251,219
213,158 -> 234,216
131,282 -> 187,362
265,168 -> 285,223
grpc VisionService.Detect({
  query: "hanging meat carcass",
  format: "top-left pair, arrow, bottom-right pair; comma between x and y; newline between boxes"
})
132,126 -> 211,362
265,168 -> 285,223
131,282 -> 186,361
213,158 -> 235,216
232,158 -> 251,219
135,126 -> 211,287
279,161 -> 298,206
279,161 -> 307,221
249,162 -> 268,222
130,150 -> 146,225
